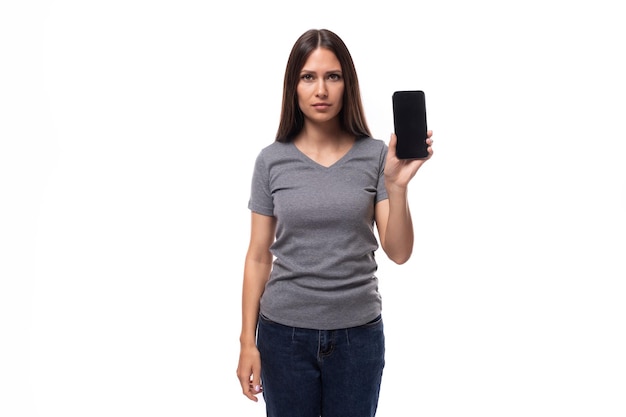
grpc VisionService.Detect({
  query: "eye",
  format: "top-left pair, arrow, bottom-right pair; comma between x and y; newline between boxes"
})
328,73 -> 342,81
300,73 -> 314,81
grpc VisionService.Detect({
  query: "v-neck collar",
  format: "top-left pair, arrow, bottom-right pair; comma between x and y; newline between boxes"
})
290,139 -> 359,170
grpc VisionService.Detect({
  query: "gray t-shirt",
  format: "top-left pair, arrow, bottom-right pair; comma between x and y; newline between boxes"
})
248,137 -> 389,330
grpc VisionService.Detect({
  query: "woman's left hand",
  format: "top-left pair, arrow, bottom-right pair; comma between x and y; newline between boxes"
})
384,130 -> 434,190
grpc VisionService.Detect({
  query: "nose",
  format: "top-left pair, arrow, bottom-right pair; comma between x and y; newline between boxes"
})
315,80 -> 328,98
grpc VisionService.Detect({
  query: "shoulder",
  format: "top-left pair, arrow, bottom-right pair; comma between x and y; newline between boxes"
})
354,136 -> 388,160
252,141 -> 289,167
252,141 -> 301,176
256,141 -> 294,161
356,136 -> 387,150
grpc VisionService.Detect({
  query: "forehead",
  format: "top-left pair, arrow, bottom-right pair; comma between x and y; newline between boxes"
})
301,48 -> 341,71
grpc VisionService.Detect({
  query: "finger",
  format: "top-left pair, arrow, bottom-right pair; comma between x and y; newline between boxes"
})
244,380 -> 260,402
249,381 -> 262,395
245,382 -> 261,402
388,133 -> 398,157
237,370 -> 258,402
389,132 -> 397,147
251,364 -> 263,394
427,129 -> 433,138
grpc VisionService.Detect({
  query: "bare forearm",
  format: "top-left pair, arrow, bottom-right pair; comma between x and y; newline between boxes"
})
378,131 -> 433,264
383,183 -> 414,264
240,258 -> 272,346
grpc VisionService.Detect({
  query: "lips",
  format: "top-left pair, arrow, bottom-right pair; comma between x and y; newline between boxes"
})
312,103 -> 331,109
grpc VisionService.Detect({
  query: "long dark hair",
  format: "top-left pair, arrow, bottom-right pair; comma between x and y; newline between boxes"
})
275,29 -> 371,143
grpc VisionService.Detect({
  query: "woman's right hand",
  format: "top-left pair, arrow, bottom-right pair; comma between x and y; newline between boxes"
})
236,344 -> 263,401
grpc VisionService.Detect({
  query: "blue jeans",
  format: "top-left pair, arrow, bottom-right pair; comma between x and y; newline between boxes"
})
257,314 -> 385,417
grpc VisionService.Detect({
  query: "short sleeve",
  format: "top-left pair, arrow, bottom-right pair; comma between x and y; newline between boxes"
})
247,150 -> 275,216
375,142 -> 388,203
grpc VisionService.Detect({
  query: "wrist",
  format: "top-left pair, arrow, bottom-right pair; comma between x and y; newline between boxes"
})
385,181 -> 408,196
239,335 -> 256,348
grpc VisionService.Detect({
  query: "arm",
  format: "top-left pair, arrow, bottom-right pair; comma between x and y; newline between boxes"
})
236,212 -> 276,401
376,131 -> 433,264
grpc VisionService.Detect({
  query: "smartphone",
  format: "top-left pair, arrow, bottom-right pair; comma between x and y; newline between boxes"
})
392,90 -> 428,159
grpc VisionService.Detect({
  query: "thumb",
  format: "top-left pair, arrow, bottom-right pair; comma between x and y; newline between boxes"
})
252,365 -> 262,393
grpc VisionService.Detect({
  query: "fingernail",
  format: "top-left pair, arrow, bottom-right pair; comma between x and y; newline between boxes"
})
254,385 -> 261,392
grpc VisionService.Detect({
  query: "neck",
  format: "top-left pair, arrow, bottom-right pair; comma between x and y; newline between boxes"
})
296,121 -> 351,146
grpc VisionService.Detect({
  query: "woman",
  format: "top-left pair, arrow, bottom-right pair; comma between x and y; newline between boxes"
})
236,28 -> 433,417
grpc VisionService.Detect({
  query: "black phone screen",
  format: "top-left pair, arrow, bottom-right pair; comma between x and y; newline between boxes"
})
392,90 -> 428,159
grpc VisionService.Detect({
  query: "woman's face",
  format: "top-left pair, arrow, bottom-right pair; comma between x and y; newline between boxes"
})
296,48 -> 344,125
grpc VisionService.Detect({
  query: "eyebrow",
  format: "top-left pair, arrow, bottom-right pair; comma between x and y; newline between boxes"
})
300,69 -> 343,74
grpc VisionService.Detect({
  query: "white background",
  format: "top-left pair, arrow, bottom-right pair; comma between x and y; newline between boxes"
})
2,0 -> 625,416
